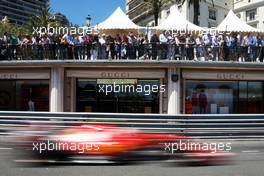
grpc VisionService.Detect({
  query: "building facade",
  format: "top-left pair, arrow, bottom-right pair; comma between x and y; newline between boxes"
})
0,0 -> 48,25
1,61 -> 264,115
234,0 -> 264,29
126,0 -> 232,27
53,12 -> 70,27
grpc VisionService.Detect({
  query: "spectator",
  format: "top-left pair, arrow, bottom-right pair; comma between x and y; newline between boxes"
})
128,32 -> 138,59
41,34 -> 51,60
241,33 -> 249,62
7,33 -> 18,60
256,34 -> 262,62
178,34 -> 186,59
167,31 -> 175,60
225,33 -> 234,61
91,35 -> 99,60
186,34 -> 195,60
0,37 -> 7,60
195,34 -> 204,60
98,34 -> 107,59
159,31 -> 168,60
249,33 -> 258,62
150,33 -> 159,60
259,36 -> 264,62
174,34 -> 181,60
137,33 -> 145,59
122,34 -> 129,59
107,35 -> 115,60
114,34 -> 122,59
0,31 -> 263,62
77,35 -> 85,60
203,33 -> 212,60
212,34 -> 220,61
236,33 -> 242,61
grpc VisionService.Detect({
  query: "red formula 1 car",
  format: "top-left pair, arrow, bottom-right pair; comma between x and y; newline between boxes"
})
12,124 -> 234,165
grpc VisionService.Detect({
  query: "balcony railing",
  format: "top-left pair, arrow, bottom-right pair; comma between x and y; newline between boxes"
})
0,43 -> 264,62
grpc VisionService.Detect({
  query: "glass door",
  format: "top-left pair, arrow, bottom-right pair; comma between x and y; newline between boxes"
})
247,82 -> 263,113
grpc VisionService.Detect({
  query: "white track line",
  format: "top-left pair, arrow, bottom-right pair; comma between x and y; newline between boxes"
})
242,150 -> 260,153
0,147 -> 12,150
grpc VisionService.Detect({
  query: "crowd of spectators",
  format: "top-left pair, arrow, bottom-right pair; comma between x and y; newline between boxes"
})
0,31 -> 264,62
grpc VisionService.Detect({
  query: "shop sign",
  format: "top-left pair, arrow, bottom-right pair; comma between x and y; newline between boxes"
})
217,73 -> 245,80
97,79 -> 137,85
0,73 -> 18,79
100,72 -> 130,78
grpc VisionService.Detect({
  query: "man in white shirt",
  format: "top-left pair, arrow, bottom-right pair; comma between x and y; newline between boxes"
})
202,33 -> 212,60
195,35 -> 204,60
212,34 -> 220,61
98,34 -> 107,59
159,31 -> 168,59
241,34 -> 249,61
159,31 -> 168,43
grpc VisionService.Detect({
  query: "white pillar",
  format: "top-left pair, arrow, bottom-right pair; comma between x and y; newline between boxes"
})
167,67 -> 180,114
50,67 -> 64,112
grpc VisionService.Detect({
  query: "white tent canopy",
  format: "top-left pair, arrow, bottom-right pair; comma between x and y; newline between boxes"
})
217,10 -> 260,32
96,7 -> 141,30
154,7 -> 204,32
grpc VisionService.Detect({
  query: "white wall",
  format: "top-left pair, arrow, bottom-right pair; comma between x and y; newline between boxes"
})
234,0 -> 264,29
151,1 -> 230,27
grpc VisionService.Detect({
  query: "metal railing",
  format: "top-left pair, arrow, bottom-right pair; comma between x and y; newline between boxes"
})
0,111 -> 264,139
1,44 -> 264,62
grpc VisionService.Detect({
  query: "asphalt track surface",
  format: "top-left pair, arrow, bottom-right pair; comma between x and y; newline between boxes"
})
0,138 -> 264,176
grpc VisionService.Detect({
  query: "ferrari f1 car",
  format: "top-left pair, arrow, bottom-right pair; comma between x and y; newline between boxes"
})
11,124 -> 234,165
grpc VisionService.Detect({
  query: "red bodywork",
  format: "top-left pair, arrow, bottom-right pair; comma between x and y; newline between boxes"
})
14,124 -> 234,165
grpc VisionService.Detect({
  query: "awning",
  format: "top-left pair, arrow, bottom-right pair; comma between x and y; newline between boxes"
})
96,7 -> 141,30
216,10 -> 260,32
154,7 -> 204,32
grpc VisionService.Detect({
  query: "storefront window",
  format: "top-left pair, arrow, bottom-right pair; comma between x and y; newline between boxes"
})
185,81 -> 264,114
76,79 -> 160,113
0,80 -> 49,111
245,82 -> 263,114
185,81 -> 238,114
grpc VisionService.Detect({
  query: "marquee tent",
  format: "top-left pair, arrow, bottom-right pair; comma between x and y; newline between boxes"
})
96,7 -> 141,30
154,8 -> 205,32
217,10 -> 260,33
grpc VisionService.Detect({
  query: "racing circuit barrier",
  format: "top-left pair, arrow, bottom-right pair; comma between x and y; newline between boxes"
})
0,111 -> 264,139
